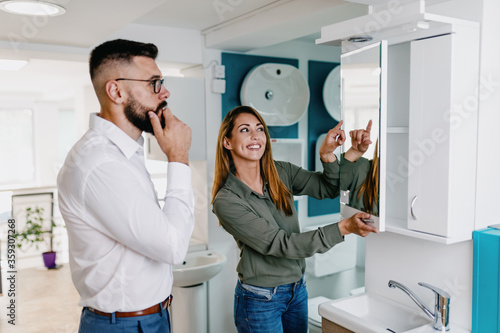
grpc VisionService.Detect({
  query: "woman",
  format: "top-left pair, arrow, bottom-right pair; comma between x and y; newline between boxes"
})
342,139 -> 379,215
211,106 -> 377,333
341,120 -> 380,215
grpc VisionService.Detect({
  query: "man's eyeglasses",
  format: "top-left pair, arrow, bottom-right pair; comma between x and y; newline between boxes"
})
115,77 -> 165,94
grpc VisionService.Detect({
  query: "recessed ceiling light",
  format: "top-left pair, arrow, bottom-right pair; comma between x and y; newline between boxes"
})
0,59 -> 28,71
0,0 -> 66,16
347,36 -> 373,43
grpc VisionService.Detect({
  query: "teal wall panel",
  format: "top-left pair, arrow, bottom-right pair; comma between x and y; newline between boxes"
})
472,228 -> 500,333
307,60 -> 340,217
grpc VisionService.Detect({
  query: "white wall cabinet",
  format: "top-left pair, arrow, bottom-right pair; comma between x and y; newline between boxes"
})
406,30 -> 479,241
318,6 -> 480,244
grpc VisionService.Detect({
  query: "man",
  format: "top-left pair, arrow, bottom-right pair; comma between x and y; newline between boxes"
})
57,39 -> 194,332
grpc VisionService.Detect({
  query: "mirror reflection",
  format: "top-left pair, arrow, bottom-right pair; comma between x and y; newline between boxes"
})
339,42 -> 384,228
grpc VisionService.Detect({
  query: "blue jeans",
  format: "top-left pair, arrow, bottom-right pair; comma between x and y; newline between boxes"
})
78,306 -> 171,333
234,276 -> 308,333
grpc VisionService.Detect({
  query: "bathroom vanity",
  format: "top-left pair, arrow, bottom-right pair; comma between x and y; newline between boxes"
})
322,319 -> 353,333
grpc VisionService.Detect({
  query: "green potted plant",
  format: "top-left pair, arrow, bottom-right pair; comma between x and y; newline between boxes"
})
14,206 -> 58,269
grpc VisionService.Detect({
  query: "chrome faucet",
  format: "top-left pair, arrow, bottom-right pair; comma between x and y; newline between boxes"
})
388,280 -> 450,331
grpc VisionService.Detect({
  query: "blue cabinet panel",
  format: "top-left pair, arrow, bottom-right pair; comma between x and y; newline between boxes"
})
472,228 -> 500,333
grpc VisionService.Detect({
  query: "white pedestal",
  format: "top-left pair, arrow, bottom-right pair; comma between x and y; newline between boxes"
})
171,283 -> 207,333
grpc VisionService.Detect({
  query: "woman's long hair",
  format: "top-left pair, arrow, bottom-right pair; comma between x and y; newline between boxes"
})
211,106 -> 293,216
356,139 -> 379,215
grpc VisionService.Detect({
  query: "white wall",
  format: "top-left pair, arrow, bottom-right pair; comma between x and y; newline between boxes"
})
366,233 -> 473,329
427,0 -> 482,21
74,85 -> 99,139
473,0 -> 500,229
108,23 -> 203,66
33,103 -> 59,186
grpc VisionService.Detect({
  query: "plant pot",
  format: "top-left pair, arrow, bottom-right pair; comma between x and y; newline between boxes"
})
42,251 -> 57,269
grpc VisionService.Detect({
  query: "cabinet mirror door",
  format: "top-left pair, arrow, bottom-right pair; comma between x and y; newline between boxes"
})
339,41 -> 387,232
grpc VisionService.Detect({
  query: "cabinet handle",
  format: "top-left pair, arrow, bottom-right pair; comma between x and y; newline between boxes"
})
410,196 -> 418,220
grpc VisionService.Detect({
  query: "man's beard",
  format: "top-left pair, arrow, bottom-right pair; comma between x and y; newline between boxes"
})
124,96 -> 167,134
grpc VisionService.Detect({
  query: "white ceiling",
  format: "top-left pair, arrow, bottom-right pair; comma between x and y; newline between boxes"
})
0,0 -> 370,101
0,0 -> 167,48
0,0 -> 456,102
137,0 -> 291,32
0,0 -> 350,49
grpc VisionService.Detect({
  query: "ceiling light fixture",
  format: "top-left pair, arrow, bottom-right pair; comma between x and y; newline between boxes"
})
0,0 -> 66,16
347,36 -> 373,43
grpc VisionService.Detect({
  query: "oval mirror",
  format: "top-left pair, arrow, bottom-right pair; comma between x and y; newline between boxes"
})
323,66 -> 341,121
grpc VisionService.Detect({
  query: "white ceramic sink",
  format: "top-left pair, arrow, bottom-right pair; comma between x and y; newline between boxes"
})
319,293 -> 471,333
319,293 -> 431,333
172,250 -> 226,287
240,63 -> 309,126
319,291 -> 474,333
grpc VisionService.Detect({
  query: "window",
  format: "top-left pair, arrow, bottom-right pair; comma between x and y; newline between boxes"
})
0,109 -> 35,187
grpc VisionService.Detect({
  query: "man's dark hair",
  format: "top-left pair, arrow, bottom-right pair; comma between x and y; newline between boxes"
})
89,39 -> 158,80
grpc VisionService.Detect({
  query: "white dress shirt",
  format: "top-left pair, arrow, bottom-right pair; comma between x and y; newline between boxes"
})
57,113 -> 195,312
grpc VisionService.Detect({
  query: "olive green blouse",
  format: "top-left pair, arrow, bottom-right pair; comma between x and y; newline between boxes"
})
340,156 -> 378,215
212,160 -> 344,288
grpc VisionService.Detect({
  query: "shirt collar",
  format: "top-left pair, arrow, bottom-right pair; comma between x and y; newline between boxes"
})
89,113 -> 144,159
224,172 -> 268,199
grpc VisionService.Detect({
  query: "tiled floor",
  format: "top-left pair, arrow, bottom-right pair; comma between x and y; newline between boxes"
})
0,265 -> 81,333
